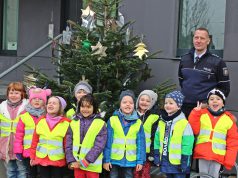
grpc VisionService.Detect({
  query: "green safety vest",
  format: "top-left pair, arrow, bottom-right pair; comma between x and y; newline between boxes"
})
143,114 -> 159,153
159,119 -> 188,165
0,114 -> 20,137
36,119 -> 69,161
70,118 -> 105,173
110,116 -> 142,161
20,112 -> 36,149
196,113 -> 232,155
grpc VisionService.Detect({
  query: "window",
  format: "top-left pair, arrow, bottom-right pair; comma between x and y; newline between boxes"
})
0,0 -> 19,54
177,0 -> 226,57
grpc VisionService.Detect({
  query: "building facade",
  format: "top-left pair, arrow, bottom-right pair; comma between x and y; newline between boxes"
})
0,0 -> 238,176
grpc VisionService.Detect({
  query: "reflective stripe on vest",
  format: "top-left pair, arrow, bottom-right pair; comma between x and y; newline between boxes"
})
159,119 -> 188,165
143,114 -> 159,153
36,119 -> 69,161
20,112 -> 36,149
70,118 -> 105,173
110,116 -> 141,162
0,114 -> 20,137
196,113 -> 232,155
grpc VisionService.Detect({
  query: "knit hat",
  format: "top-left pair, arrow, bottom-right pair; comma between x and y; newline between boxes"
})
55,96 -> 67,110
207,88 -> 226,104
136,90 -> 158,110
119,90 -> 135,103
74,81 -> 92,95
165,90 -> 184,108
29,88 -> 52,104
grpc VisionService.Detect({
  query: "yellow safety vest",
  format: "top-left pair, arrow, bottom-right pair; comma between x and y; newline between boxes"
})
66,108 -> 76,120
196,113 -> 233,155
0,114 -> 20,137
110,116 -> 142,161
36,119 -> 69,161
159,119 -> 188,165
20,112 -> 36,149
70,118 -> 105,173
143,114 -> 159,153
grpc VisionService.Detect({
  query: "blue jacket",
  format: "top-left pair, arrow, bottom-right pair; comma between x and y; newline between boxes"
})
103,110 -> 146,167
178,48 -> 230,104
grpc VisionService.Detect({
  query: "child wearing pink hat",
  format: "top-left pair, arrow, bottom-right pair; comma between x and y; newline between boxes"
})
14,87 -> 52,178
30,96 -> 71,178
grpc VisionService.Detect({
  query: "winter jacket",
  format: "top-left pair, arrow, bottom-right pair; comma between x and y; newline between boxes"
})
30,116 -> 70,167
14,111 -> 40,158
154,110 -> 194,174
0,99 -> 28,161
178,48 -> 230,104
188,108 -> 238,170
103,110 -> 146,167
65,113 -> 107,164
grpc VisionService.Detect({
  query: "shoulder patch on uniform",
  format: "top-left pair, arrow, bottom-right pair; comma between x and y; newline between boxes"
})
223,67 -> 229,76
211,53 -> 221,59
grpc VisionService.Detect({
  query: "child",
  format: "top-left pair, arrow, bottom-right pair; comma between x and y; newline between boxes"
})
30,96 -> 70,178
14,87 -> 52,178
134,90 -> 159,178
65,94 -> 107,178
154,90 -> 194,178
66,81 -> 93,119
188,88 -> 238,178
0,82 -> 28,178
103,90 -> 146,178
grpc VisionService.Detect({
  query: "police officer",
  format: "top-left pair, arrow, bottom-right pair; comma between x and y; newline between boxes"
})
178,27 -> 230,118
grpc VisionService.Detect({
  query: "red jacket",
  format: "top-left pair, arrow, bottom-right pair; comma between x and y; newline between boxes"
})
30,116 -> 70,167
188,108 -> 238,170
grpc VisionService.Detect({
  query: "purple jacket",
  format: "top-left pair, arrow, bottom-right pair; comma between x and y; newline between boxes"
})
65,113 -> 107,164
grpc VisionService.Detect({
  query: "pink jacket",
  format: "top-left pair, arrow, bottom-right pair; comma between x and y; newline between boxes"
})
14,111 -> 40,158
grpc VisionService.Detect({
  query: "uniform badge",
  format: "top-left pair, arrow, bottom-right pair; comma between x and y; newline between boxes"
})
223,68 -> 229,76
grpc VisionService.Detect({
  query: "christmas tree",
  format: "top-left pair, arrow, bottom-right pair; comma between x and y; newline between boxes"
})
27,0 -> 158,118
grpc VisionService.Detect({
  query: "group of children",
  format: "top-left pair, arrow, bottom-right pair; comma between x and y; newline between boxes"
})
0,81 -> 237,178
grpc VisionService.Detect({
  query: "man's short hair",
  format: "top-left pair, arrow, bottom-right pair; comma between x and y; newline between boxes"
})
194,27 -> 210,36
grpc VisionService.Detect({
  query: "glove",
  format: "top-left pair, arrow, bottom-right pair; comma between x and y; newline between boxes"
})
16,153 -> 23,161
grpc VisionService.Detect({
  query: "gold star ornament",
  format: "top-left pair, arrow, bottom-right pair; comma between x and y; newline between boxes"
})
81,6 -> 95,17
91,42 -> 107,60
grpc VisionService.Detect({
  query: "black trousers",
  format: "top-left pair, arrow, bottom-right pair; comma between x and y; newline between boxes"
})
39,165 -> 64,178
181,103 -> 197,118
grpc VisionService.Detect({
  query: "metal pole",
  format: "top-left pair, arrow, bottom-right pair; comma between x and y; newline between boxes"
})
0,34 -> 63,79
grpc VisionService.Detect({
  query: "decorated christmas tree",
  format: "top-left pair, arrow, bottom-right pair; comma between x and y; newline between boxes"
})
27,0 -> 158,117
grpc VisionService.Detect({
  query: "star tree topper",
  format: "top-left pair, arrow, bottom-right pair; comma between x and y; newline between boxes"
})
133,42 -> 149,60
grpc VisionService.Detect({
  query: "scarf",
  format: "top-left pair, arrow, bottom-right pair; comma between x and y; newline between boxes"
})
7,99 -> 23,108
46,113 -> 62,129
207,107 -> 225,116
25,104 -> 45,117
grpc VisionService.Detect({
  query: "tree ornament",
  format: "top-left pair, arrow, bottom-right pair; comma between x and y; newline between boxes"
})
125,27 -> 130,45
133,42 -> 149,60
116,12 -> 125,28
81,39 -> 92,52
23,74 -> 37,91
91,42 -> 107,60
62,26 -> 72,45
81,5 -> 95,17
81,6 -> 96,31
